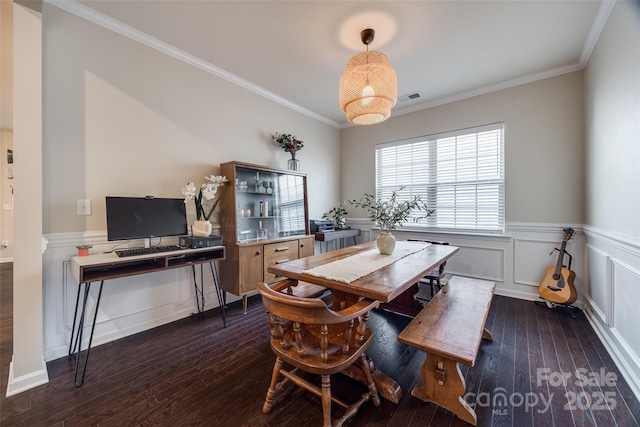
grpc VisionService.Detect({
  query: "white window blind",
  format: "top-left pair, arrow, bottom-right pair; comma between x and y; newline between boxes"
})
277,174 -> 306,235
375,123 -> 505,233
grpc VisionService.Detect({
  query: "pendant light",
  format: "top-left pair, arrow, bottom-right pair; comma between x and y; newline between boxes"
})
339,28 -> 397,125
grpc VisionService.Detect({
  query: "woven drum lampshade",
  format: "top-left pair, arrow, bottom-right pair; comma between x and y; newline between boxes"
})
339,30 -> 397,125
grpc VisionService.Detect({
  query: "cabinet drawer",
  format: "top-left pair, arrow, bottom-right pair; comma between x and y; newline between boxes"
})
263,240 -> 299,283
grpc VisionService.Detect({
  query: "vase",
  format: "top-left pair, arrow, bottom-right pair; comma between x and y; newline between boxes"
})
337,218 -> 347,229
192,220 -> 212,237
287,154 -> 300,171
376,230 -> 396,255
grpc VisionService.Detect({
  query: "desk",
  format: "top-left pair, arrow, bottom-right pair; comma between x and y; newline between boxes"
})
314,228 -> 361,252
268,240 -> 459,402
70,246 -> 226,386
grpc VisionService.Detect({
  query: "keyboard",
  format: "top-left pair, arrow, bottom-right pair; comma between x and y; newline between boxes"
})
115,245 -> 183,258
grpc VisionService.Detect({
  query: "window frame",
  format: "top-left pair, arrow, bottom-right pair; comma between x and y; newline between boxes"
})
375,122 -> 505,234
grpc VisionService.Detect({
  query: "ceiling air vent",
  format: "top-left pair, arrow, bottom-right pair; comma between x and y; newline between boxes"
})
398,93 -> 421,102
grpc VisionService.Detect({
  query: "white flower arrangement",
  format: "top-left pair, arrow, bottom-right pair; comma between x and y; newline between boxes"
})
181,175 -> 229,221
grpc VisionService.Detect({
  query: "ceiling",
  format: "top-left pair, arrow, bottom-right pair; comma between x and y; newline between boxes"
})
59,0 -> 610,128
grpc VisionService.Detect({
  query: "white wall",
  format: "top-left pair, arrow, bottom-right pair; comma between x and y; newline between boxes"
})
38,4 -> 340,363
583,0 -> 640,401
8,2 -> 49,396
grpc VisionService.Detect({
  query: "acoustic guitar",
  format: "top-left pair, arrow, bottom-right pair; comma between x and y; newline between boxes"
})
538,228 -> 577,305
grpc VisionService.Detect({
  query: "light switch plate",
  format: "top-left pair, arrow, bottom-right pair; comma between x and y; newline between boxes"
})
77,199 -> 92,215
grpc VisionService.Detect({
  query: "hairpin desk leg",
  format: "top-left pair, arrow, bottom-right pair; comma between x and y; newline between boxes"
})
209,261 -> 227,327
191,264 -> 206,315
68,280 -> 104,387
190,262 -> 227,327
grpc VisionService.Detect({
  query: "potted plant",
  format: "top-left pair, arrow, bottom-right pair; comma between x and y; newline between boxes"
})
322,203 -> 349,229
349,187 -> 433,254
272,132 -> 304,170
76,244 -> 93,257
181,175 -> 229,237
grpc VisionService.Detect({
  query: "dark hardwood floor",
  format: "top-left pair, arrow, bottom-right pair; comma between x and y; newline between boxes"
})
1,262 -> 639,426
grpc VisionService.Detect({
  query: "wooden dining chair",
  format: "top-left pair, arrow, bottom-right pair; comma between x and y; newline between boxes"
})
409,239 -> 450,303
380,239 -> 451,315
258,279 -> 380,427
277,279 -> 331,304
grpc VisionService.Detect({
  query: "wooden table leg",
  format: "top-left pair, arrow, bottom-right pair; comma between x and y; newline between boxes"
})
411,354 -> 477,426
342,355 -> 402,404
332,291 -> 403,403
332,290 -> 361,311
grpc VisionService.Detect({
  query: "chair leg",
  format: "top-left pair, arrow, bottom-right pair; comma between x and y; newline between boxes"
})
321,374 -> 332,427
359,354 -> 380,407
263,357 -> 284,414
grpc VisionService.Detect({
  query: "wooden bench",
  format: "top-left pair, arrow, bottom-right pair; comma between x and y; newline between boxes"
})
398,276 -> 495,426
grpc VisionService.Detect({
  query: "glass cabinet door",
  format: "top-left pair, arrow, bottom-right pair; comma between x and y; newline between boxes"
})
234,166 -> 307,243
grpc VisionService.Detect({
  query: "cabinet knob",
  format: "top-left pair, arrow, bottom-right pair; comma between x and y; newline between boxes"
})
255,251 -> 261,256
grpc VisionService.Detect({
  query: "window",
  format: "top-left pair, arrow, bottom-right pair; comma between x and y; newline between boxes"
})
375,123 -> 504,233
277,174 -> 306,235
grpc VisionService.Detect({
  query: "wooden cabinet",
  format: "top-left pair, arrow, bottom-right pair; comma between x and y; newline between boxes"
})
218,161 -> 314,312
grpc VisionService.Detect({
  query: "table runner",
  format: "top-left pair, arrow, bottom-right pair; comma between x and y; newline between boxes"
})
303,240 -> 429,284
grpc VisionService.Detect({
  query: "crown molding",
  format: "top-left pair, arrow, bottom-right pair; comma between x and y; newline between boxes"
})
383,62 -> 585,126
45,0 -> 616,132
579,0 -> 616,65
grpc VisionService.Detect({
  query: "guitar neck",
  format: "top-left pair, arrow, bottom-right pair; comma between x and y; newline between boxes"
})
554,240 -> 569,276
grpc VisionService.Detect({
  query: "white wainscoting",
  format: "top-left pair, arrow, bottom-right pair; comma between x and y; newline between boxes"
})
42,231 -> 232,362
346,220 -> 584,304
583,226 -> 640,402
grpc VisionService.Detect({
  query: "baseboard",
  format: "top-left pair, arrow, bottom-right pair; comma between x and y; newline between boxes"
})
583,305 -> 640,404
5,355 -> 49,397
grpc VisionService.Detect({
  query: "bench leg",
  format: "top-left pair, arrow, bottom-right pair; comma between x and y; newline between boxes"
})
483,327 -> 493,341
411,354 -> 477,426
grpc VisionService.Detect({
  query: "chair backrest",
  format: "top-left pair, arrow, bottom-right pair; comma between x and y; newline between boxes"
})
258,279 -> 377,325
258,280 -> 379,362
409,239 -> 450,275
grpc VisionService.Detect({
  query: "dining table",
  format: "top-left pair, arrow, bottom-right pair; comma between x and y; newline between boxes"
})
267,239 -> 460,403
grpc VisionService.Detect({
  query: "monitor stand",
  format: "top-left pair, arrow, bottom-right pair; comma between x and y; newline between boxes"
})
144,238 -> 151,248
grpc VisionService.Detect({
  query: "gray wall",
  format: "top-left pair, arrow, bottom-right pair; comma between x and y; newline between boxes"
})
340,71 -> 585,225
42,4 -> 340,235
585,1 -> 640,238
38,3 -> 342,378
582,0 -> 640,401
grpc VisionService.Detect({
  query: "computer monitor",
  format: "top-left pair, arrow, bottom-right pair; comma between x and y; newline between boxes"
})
105,196 -> 188,242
